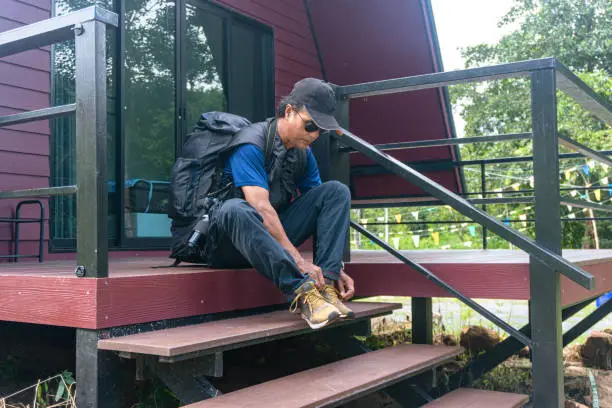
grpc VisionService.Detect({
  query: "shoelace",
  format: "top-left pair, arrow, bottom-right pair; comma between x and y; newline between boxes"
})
323,285 -> 340,303
290,288 -> 327,315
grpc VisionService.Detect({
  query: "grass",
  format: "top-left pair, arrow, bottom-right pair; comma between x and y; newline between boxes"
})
360,296 -> 612,344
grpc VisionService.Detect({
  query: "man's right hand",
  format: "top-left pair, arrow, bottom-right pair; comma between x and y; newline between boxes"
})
297,260 -> 325,290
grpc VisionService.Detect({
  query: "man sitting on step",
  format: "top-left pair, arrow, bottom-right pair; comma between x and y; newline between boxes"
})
206,78 -> 355,329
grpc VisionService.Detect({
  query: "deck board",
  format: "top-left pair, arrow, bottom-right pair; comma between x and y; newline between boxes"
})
422,388 -> 528,407
97,302 -> 400,357
0,250 -> 610,329
181,344 -> 463,408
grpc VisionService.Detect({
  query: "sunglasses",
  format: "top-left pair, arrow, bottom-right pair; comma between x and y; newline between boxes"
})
294,109 -> 320,133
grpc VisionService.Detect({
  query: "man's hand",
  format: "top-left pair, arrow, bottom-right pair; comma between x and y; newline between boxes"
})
335,270 -> 355,300
297,260 -> 325,290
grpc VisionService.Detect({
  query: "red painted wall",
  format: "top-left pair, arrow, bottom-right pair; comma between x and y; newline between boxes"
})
0,0 -> 51,260
307,0 -> 461,199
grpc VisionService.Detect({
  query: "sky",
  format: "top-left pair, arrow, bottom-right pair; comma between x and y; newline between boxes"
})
430,0 -> 520,71
430,0 -> 520,136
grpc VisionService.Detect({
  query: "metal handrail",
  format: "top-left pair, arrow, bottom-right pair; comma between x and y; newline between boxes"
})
339,132 -> 533,153
0,6 -> 118,58
555,62 -> 612,126
338,127 -> 594,289
335,57 -> 611,291
0,104 -> 76,127
0,186 -> 78,200
558,133 -> 612,168
0,6 -> 118,278
338,58 -> 557,98
338,58 -> 610,126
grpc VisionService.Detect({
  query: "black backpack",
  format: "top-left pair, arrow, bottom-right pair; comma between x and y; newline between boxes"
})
168,112 -> 276,264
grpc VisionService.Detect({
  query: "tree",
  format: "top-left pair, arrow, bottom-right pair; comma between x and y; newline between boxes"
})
449,0 -> 611,249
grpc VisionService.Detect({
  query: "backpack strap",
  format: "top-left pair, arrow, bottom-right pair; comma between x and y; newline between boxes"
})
295,148 -> 308,182
264,119 -> 277,166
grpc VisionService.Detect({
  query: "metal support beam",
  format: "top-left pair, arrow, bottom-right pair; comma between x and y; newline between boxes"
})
530,68 -> 563,407
411,298 -> 433,345
561,198 -> 612,214
0,104 -> 76,127
0,6 -> 118,58
75,19 -> 109,278
335,95 -> 351,263
338,58 -> 556,99
335,129 -> 593,289
75,329 -> 124,408
0,185 -> 77,200
556,62 -> 612,126
342,133 -> 532,153
446,298 -> 594,390
563,298 -> 612,346
351,221 -> 532,346
351,196 -> 536,209
148,356 -> 223,404
481,162 -> 488,249
559,133 -> 612,168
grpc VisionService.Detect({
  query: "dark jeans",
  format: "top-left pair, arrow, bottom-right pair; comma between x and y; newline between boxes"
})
207,181 -> 351,297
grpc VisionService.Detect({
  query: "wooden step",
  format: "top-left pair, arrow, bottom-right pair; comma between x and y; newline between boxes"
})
181,344 -> 463,408
423,388 -> 529,407
98,301 -> 400,360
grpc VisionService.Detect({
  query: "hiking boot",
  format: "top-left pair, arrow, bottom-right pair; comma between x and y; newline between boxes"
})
290,281 -> 341,329
321,284 -> 355,319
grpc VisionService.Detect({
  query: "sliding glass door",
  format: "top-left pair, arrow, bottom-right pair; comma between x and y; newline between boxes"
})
50,0 -> 273,250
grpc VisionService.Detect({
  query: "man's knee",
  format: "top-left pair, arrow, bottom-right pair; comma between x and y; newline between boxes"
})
320,180 -> 351,203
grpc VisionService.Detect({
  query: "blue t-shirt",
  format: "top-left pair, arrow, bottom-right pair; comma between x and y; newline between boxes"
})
224,144 -> 321,194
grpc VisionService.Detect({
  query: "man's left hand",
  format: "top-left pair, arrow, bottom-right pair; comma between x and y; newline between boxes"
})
335,270 -> 355,300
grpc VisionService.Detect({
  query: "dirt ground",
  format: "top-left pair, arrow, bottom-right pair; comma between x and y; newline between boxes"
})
1,319 -> 611,407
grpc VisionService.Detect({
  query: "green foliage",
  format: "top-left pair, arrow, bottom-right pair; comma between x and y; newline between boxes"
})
475,362 -> 532,394
28,371 -> 77,407
130,377 -> 179,408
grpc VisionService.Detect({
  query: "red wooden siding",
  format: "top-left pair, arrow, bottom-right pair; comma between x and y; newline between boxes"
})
0,0 -> 51,261
307,0 -> 462,200
0,251 -> 610,328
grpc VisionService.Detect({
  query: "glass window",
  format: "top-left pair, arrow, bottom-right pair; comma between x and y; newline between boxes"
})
123,0 -> 176,238
185,4 -> 227,130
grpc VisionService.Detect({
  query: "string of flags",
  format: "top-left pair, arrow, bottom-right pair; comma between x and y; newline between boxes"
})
353,195 -> 611,249
361,170 -> 610,225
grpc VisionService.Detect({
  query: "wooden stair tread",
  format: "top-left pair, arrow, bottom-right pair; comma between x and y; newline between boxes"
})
98,301 -> 399,357
182,344 -> 463,408
423,388 -> 529,407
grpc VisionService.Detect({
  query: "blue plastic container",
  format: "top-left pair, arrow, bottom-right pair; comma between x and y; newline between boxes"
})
596,291 -> 612,307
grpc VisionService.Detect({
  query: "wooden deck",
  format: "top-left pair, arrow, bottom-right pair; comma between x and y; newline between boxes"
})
0,250 -> 610,329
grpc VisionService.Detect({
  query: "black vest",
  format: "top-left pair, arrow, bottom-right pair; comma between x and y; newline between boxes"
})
220,118 -> 308,213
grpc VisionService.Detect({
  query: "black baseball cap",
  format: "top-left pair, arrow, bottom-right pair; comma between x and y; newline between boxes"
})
289,78 -> 341,131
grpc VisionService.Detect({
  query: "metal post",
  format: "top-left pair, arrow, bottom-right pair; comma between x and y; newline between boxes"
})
74,18 -> 112,408
481,162 -> 487,249
411,297 -> 433,344
75,19 -> 109,278
335,96 -> 351,263
76,330 -> 125,408
530,68 -> 563,407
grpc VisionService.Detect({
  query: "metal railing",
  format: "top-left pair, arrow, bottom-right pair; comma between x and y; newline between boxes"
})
350,150 -> 612,249
331,57 -> 611,406
0,6 -> 118,277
